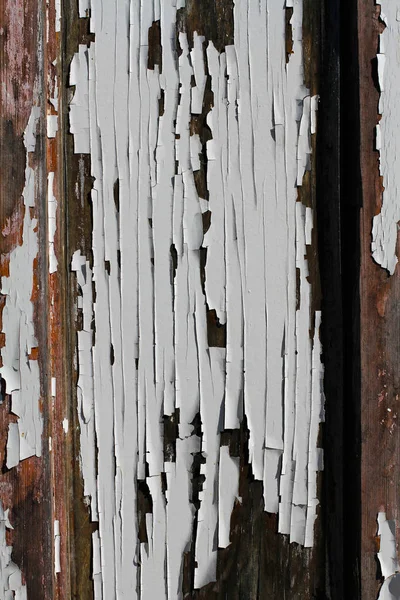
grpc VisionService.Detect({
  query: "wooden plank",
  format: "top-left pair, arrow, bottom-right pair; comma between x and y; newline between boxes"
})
358,1 -> 400,598
0,0 -> 53,597
0,0 -> 329,597
60,0 -> 326,598
317,0 -> 345,597
63,4 -> 96,599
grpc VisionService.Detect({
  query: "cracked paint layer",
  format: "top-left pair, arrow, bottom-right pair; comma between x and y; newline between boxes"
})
70,0 -> 323,596
377,512 -> 400,599
71,250 -> 97,521
371,2 -> 399,274
48,173 -> 58,274
379,575 -> 400,600
54,520 -> 61,575
0,107 -> 42,468
0,501 -> 27,599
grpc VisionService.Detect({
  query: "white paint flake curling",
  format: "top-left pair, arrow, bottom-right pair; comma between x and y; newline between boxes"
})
71,250 -> 97,521
47,114 -> 58,139
54,520 -> 61,574
371,2 -> 400,274
0,503 -> 27,600
377,512 -> 400,599
55,0 -> 61,32
1,107 -> 43,468
48,172 -> 58,274
0,501 -> 27,599
378,574 -> 400,600
69,45 -> 90,154
378,512 -> 399,579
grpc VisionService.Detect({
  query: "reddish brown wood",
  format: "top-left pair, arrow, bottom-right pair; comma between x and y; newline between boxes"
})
0,0 -> 53,597
358,1 -> 400,598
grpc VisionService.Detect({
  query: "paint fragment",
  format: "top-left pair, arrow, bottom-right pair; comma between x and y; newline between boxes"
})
377,512 -> 400,599
377,512 -> 399,579
47,114 -> 58,139
378,574 -> 400,600
71,250 -> 98,521
69,45 -> 90,154
48,172 -> 58,274
54,520 -> 61,574
218,445 -> 239,548
6,423 -> 20,470
55,0 -> 61,32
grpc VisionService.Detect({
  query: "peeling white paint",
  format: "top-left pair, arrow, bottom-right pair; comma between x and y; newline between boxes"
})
55,0 -> 61,33
203,42 -> 227,327
50,76 -> 59,112
377,512 -> 400,599
69,45 -> 90,154
6,423 -> 20,470
79,0 -> 90,19
378,512 -> 399,579
70,0 -> 323,596
311,94 -> 319,134
191,32 -> 207,115
0,502 -> 27,599
305,206 -> 313,246
54,520 -> 61,574
378,574 -> 400,600
1,107 -> 42,467
372,2 -> 400,274
71,250 -> 97,521
48,172 -> 58,274
47,114 -> 58,139
24,107 -> 41,152
51,377 -> 56,397
92,531 -> 102,597
218,445 -> 239,549
166,435 -> 199,599
377,123 -> 382,152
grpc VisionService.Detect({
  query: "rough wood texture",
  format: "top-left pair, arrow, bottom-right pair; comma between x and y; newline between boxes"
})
63,5 -> 96,600
61,1 -> 325,598
0,1 -> 337,599
5,0 -> 400,598
0,0 -> 53,598
358,1 -> 400,598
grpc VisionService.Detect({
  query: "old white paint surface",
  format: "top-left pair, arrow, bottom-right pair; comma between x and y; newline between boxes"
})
0,502 -> 27,599
54,520 -> 61,575
377,512 -> 400,599
372,2 -> 400,274
377,512 -> 399,580
0,107 -> 42,469
70,0 -> 323,597
48,172 -> 58,274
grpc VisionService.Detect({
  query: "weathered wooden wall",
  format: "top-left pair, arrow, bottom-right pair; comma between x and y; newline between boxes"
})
0,0 -> 53,597
1,0 -> 399,599
358,1 -> 400,599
